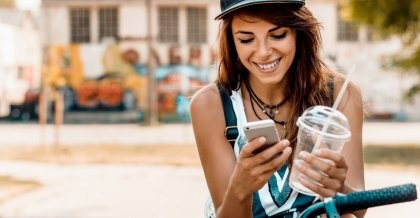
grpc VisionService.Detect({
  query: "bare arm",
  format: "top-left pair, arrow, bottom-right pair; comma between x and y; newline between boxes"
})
190,84 -> 253,217
190,84 -> 291,218
336,79 -> 366,218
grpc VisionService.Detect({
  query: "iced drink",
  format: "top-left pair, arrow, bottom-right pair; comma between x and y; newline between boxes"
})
289,105 -> 351,196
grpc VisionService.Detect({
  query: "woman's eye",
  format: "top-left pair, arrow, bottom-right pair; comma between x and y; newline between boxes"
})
239,38 -> 253,44
272,32 -> 287,39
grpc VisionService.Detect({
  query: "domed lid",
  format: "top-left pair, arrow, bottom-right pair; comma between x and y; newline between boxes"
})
297,105 -> 351,140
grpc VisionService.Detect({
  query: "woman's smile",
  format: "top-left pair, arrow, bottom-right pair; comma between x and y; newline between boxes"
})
255,58 -> 280,72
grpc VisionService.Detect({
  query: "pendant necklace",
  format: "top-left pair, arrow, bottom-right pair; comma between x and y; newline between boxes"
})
245,80 -> 289,122
245,80 -> 289,137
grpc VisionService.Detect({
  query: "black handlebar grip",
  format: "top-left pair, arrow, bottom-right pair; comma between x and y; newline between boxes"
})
335,183 -> 417,213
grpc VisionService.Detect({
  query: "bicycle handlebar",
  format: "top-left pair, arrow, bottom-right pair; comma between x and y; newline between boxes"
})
335,183 -> 417,212
299,183 -> 417,218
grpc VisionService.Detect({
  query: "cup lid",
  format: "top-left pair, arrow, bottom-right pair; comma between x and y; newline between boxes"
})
296,105 -> 351,140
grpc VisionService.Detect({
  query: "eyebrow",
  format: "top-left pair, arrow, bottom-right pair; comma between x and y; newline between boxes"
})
234,26 -> 282,35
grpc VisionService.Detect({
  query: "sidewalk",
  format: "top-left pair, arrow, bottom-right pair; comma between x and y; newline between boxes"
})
0,161 -> 418,218
1,121 -> 420,147
0,162 -> 209,218
0,123 -> 196,147
0,121 -> 419,218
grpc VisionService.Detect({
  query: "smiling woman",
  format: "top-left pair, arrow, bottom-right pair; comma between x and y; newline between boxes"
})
189,0 -> 366,217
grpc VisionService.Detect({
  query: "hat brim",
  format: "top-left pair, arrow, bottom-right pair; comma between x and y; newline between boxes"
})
215,0 -> 305,20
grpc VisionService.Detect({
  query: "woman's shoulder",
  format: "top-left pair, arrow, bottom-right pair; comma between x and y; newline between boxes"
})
329,70 -> 363,112
191,83 -> 219,102
331,72 -> 362,94
190,83 -> 221,111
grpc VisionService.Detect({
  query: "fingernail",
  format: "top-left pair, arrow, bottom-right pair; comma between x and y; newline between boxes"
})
298,151 -> 308,159
314,150 -> 322,156
259,137 -> 266,143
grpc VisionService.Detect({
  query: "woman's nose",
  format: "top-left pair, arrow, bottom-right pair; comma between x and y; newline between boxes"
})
256,41 -> 272,61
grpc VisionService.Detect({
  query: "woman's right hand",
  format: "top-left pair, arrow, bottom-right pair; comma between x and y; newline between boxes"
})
228,137 -> 292,201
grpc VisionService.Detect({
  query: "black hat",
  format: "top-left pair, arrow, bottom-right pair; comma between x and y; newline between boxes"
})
215,0 -> 305,20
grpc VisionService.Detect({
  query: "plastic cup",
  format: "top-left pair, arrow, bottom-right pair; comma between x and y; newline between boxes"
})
289,105 -> 351,196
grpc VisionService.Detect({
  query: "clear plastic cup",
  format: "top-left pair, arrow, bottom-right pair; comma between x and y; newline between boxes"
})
289,105 -> 351,196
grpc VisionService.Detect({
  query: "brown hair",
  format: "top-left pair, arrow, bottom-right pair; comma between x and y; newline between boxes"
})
215,4 -> 333,159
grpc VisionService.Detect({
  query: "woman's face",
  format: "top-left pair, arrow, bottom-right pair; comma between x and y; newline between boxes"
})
231,14 -> 296,85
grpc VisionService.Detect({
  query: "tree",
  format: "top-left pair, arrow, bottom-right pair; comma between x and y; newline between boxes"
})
344,0 -> 420,101
0,0 -> 15,7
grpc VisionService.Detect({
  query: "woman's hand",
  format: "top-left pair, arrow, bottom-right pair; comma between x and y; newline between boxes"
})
293,149 -> 351,198
227,137 -> 292,201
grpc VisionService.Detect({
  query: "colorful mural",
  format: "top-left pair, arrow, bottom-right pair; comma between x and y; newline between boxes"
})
156,64 -> 207,123
46,43 -> 147,112
45,43 -> 210,123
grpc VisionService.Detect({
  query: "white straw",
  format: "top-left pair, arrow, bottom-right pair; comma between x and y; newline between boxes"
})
332,65 -> 356,109
312,65 -> 356,151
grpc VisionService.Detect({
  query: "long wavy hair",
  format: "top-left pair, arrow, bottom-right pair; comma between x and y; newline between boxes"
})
215,4 -> 334,159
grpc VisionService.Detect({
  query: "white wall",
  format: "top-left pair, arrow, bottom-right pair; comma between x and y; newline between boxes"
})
41,6 -> 69,45
16,26 -> 42,88
0,24 -> 16,66
120,4 -> 147,38
307,0 -> 337,58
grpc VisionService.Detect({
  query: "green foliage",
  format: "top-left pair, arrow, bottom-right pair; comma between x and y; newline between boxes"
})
346,0 -> 420,36
405,84 -> 420,103
345,0 -> 420,100
0,0 -> 15,7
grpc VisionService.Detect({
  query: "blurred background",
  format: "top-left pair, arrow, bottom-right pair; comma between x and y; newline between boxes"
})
0,0 -> 419,217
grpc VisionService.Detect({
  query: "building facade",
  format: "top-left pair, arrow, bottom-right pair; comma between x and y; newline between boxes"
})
0,8 -> 42,118
40,0 -> 420,121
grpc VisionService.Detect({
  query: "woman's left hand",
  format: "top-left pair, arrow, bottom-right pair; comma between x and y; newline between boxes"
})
293,149 -> 350,198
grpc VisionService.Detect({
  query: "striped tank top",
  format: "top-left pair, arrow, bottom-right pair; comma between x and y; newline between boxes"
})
229,89 -> 318,218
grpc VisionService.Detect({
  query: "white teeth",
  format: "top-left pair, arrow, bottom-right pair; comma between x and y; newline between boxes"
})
257,59 -> 279,70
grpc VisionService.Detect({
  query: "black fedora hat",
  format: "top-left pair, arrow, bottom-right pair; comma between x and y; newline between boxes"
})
215,0 -> 305,20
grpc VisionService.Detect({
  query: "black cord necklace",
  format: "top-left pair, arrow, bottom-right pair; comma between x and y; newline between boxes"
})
245,80 -> 289,126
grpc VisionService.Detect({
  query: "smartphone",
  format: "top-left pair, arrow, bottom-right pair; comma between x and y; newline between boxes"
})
243,119 -> 280,154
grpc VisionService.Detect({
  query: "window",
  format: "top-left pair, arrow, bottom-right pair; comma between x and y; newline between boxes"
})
157,6 -> 208,44
99,7 -> 119,41
337,8 -> 358,42
70,8 -> 91,43
187,7 -> 207,43
158,7 -> 179,43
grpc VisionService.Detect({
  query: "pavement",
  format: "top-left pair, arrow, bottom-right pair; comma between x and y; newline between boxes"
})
1,121 -> 420,147
0,121 -> 419,217
0,123 -> 196,148
0,162 -> 208,218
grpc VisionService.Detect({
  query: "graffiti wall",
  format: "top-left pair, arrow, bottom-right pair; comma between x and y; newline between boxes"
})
47,42 -> 147,113
45,43 -> 211,123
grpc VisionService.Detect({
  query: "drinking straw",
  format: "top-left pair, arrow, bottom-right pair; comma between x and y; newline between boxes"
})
312,65 -> 356,151
332,65 -> 356,110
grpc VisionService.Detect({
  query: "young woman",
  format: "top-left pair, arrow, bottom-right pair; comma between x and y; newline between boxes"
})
190,0 -> 365,217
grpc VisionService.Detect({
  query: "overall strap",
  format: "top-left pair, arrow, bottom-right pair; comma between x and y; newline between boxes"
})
328,76 -> 335,107
216,83 -> 238,148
